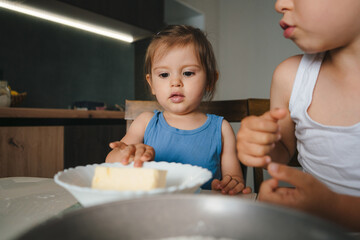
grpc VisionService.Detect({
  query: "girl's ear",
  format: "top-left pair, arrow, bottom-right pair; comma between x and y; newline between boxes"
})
215,71 -> 219,82
146,74 -> 156,95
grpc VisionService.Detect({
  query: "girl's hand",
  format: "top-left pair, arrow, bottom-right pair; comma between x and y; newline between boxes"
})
211,175 -> 252,195
236,108 -> 287,168
105,141 -> 155,167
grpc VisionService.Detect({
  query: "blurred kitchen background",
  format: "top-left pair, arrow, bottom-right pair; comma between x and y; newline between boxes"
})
0,0 -> 300,109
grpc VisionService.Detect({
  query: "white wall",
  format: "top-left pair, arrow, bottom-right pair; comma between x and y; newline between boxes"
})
176,0 -> 220,65
217,0 -> 301,100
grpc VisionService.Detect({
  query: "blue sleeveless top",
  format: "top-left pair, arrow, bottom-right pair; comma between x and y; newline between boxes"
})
144,110 -> 223,189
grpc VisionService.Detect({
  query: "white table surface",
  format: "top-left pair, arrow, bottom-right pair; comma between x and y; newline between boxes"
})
0,177 -> 257,240
0,177 -> 78,240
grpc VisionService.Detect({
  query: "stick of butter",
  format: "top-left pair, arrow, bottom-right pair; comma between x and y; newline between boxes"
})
92,166 -> 167,191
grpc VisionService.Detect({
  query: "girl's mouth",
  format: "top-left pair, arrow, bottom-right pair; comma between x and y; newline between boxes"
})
169,93 -> 184,103
279,21 -> 295,39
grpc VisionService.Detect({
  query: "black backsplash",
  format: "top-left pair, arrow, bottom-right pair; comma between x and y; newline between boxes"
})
0,8 -> 137,109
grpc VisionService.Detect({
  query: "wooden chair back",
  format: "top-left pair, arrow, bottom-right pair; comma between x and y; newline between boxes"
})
125,100 -> 164,131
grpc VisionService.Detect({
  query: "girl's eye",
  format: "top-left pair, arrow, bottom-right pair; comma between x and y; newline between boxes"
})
183,71 -> 195,77
159,73 -> 169,78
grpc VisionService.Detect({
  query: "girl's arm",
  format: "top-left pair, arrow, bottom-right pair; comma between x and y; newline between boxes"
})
121,111 -> 154,144
105,111 -> 155,167
212,119 -> 251,195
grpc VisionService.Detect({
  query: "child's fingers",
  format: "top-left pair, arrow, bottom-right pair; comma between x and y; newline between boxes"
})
220,175 -> 232,187
267,163 -> 312,189
134,145 -> 155,167
133,159 -> 143,167
105,147 -> 128,163
263,108 -> 288,122
243,129 -> 281,146
237,152 -> 271,168
237,114 -> 282,168
227,180 -> 245,195
140,145 -> 155,161
220,177 -> 242,194
109,141 -> 127,149
119,145 -> 136,165
238,140 -> 275,157
211,179 -> 221,190
240,116 -> 279,133
134,146 -> 146,162
257,178 -> 280,202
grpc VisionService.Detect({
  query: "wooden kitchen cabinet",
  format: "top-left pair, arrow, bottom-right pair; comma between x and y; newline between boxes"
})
0,126 -> 64,178
0,107 -> 126,178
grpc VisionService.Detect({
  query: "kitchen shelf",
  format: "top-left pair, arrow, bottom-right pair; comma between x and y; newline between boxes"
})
0,107 -> 124,119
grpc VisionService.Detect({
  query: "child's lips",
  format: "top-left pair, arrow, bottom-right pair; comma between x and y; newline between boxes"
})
169,93 -> 184,103
279,20 -> 295,38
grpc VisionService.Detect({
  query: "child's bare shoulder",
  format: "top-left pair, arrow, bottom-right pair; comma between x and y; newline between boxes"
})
134,111 -> 155,123
271,55 -> 303,99
128,111 -> 155,134
273,55 -> 303,79
273,55 -> 303,83
220,119 -> 236,137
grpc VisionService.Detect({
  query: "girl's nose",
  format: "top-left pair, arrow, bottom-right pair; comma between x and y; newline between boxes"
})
170,75 -> 183,87
275,0 -> 293,13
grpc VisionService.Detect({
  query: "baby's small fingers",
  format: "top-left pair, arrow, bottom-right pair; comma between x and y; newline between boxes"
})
228,180 -> 246,195
134,146 -> 146,162
219,175 -> 242,193
121,154 -> 134,165
106,147 -> 127,163
140,146 -> 155,161
134,145 -> 155,167
211,179 -> 221,190
133,159 -> 144,168
109,141 -> 127,149
221,175 -> 232,186
119,145 -> 136,165
122,144 -> 136,157
221,178 -> 241,194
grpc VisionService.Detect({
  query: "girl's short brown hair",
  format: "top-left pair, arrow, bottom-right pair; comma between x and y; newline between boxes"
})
144,25 -> 218,100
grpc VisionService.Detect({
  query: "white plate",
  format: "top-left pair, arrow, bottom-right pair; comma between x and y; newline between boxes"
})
54,162 -> 212,207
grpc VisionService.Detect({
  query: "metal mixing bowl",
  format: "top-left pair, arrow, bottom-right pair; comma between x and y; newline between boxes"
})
17,194 -> 354,240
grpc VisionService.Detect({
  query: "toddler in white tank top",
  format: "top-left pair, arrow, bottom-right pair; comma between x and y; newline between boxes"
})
236,0 -> 360,231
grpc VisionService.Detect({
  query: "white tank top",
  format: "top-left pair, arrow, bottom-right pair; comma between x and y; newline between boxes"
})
289,53 -> 360,196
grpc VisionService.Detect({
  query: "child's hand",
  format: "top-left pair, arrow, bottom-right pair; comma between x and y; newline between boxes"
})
211,175 -> 252,195
258,163 -> 336,216
236,108 -> 287,168
105,141 -> 155,167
